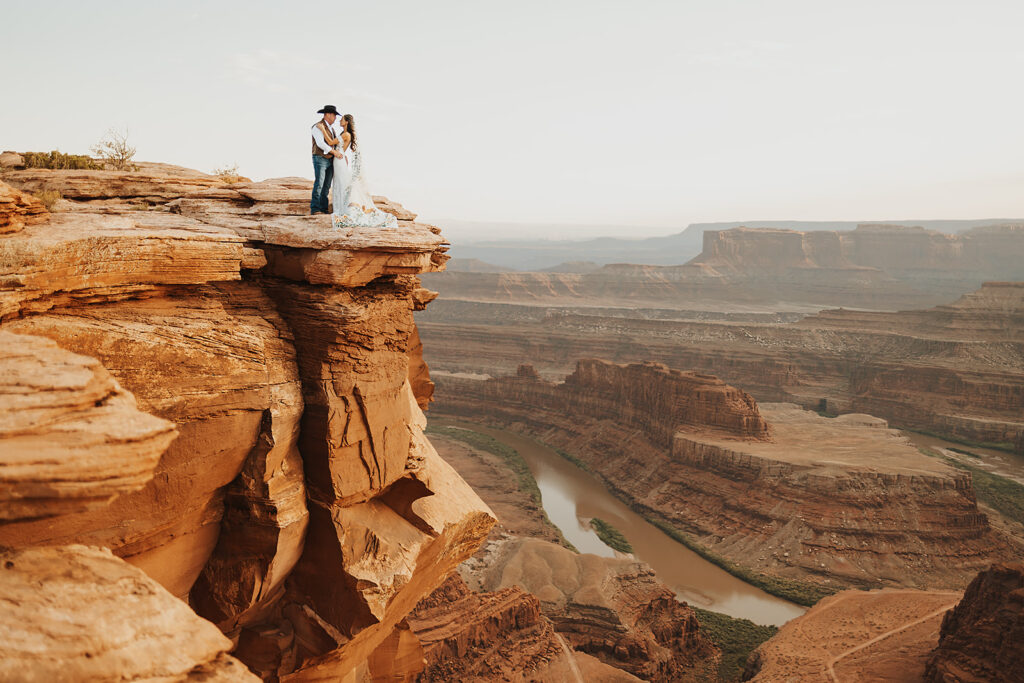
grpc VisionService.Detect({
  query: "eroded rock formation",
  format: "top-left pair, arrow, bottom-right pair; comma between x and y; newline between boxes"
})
0,164 -> 495,680
465,536 -> 719,682
433,361 -> 1017,591
925,563 -> 1024,683
0,179 -> 47,233
418,281 -> 1024,452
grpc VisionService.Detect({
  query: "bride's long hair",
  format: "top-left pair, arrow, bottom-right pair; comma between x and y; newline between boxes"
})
342,114 -> 357,151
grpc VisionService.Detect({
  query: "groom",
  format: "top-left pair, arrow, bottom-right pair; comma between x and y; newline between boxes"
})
310,105 -> 344,214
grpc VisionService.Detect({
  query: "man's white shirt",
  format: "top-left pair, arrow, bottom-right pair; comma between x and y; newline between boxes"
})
311,121 -> 342,156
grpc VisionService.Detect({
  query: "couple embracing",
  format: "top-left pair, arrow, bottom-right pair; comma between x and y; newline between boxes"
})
310,104 -> 396,229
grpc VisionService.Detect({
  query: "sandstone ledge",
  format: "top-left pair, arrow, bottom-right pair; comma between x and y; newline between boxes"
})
0,545 -> 258,682
0,329 -> 176,520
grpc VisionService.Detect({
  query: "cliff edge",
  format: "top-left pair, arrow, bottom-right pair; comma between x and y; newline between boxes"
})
0,165 -> 496,680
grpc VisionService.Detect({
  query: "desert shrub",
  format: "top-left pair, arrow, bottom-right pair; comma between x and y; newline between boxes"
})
91,128 -> 136,170
590,518 -> 633,553
944,457 -> 1024,527
693,606 -> 779,682
34,189 -> 62,211
212,163 -> 244,183
22,150 -> 100,170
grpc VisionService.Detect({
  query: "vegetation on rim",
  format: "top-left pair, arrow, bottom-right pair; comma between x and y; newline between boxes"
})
692,606 -> 778,682
33,189 -> 62,211
22,150 -> 100,170
590,517 -> 633,554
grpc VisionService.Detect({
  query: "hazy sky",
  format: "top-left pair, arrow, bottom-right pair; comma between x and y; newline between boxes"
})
4,1 -> 1023,238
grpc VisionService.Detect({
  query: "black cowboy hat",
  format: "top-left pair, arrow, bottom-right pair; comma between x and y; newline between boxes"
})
317,105 -> 339,115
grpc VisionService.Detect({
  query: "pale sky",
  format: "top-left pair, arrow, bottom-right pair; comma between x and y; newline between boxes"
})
4,1 -> 1023,238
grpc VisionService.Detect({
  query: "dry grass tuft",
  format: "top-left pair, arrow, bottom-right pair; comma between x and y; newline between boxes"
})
212,163 -> 244,184
34,189 -> 63,211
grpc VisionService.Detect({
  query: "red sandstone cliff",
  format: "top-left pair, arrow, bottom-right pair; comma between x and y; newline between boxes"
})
0,169 -> 495,680
925,563 -> 1024,683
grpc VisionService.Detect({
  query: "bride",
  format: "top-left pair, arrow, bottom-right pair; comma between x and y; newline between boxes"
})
331,114 -> 397,229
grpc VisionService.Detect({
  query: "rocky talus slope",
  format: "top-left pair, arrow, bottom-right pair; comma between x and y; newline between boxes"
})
418,281 -> 1024,452
407,573 -> 646,682
462,536 -> 719,682
434,360 -> 1017,592
0,167 -> 496,680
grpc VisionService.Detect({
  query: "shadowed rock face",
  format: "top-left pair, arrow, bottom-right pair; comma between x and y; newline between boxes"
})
433,362 -> 1017,591
925,563 -> 1024,683
0,164 -> 495,680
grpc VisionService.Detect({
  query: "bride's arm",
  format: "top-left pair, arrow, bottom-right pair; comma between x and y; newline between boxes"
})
341,132 -> 352,151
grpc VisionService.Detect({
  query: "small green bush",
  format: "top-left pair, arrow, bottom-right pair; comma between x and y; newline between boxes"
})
590,517 -> 633,553
34,189 -> 62,211
945,458 -> 1024,527
23,150 -> 100,170
693,607 -> 778,682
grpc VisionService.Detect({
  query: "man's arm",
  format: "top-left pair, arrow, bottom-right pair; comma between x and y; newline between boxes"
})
311,124 -> 335,155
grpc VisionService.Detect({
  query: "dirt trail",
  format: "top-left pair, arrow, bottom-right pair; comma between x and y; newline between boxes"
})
824,592 -> 960,682
555,633 -> 585,683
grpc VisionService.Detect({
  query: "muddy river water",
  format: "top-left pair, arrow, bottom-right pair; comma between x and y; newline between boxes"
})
437,419 -> 807,626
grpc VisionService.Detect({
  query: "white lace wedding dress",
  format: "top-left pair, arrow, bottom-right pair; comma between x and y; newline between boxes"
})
331,145 -> 397,229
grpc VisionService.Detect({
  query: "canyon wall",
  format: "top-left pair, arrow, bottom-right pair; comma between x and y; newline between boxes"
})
418,281 -> 1024,452
0,168 -> 496,680
925,563 -> 1024,682
432,361 -> 1017,592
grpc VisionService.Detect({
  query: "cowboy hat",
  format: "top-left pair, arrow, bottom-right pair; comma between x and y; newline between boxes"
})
317,105 -> 339,115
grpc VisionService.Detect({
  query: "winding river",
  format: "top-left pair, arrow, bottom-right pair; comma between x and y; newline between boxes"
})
436,418 -> 806,626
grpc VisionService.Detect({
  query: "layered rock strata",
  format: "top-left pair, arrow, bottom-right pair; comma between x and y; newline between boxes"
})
0,164 -> 494,680
466,536 -> 719,682
417,281 -> 1024,452
925,563 -> 1024,683
427,223 -> 1024,310
434,361 -> 1015,590
0,180 -> 47,233
0,329 -> 177,520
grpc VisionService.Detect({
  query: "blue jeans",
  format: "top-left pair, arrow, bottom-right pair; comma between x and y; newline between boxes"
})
310,155 -> 333,214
